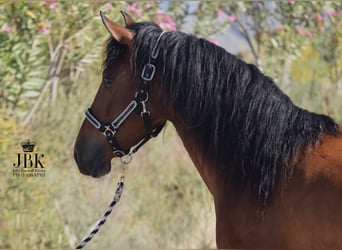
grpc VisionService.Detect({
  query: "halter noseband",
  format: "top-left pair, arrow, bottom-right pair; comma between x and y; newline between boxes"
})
85,31 -> 166,160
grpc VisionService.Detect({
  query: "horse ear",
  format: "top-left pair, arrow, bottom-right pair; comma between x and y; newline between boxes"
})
100,11 -> 133,46
120,10 -> 135,26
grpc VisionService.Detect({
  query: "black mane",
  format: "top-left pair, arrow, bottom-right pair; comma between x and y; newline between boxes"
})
104,22 -> 340,204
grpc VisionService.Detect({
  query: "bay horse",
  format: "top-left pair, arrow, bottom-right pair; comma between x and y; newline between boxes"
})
74,11 -> 342,249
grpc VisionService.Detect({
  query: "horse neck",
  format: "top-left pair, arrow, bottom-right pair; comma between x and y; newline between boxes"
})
171,119 -> 222,197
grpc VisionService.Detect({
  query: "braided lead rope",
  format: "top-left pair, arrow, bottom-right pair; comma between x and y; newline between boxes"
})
75,172 -> 125,249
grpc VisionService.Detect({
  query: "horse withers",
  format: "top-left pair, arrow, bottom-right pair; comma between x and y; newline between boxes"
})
74,11 -> 342,248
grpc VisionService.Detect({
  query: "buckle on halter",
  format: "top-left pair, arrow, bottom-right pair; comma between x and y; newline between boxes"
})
103,125 -> 116,138
141,64 -> 156,81
140,100 -> 150,117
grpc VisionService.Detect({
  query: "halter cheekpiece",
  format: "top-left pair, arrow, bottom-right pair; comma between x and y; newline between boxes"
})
85,31 -> 166,160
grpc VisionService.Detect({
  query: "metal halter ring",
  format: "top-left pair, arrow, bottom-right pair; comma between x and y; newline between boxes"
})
135,89 -> 149,102
120,153 -> 132,165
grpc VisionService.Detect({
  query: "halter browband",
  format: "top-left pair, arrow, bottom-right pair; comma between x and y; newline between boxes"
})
85,31 -> 166,159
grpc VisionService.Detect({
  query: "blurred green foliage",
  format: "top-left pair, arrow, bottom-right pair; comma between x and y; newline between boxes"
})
0,1 -> 132,121
0,1 -> 341,249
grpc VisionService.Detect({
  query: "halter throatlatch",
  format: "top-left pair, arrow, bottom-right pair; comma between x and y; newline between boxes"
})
85,31 -> 166,162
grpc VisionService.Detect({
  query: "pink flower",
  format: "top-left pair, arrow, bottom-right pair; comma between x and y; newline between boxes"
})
156,15 -> 177,31
296,26 -> 306,36
208,38 -> 219,46
296,26 -> 315,37
41,0 -> 57,9
228,15 -> 236,22
217,9 -> 225,19
49,1 -> 57,9
1,24 -> 11,33
319,25 -> 325,32
145,2 -> 152,9
252,1 -> 263,8
276,25 -> 284,31
127,3 -> 142,17
306,31 -> 314,37
289,0 -> 295,4
326,10 -> 335,17
157,8 -> 164,15
38,23 -> 52,34
105,3 -> 113,9
316,14 -> 324,22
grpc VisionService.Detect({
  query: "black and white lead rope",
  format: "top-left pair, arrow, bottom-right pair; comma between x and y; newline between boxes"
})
75,172 -> 125,249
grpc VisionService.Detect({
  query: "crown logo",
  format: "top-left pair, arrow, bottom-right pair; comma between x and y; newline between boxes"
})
21,140 -> 36,152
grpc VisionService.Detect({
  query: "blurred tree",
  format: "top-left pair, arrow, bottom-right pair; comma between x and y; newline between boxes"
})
1,1 -> 119,121
0,1 -> 182,124
1,1 -> 341,123
190,1 -> 341,87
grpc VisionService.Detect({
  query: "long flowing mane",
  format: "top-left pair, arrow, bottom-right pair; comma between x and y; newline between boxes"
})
104,22 -> 340,204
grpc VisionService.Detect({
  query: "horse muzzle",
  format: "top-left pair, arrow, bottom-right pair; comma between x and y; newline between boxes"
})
74,137 -> 112,178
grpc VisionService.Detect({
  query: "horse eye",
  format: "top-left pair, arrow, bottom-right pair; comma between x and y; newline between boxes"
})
103,77 -> 113,88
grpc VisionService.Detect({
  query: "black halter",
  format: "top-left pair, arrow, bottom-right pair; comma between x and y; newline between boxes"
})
85,31 -> 166,159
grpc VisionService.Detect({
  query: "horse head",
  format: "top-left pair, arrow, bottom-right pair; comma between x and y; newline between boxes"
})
74,11 -> 166,177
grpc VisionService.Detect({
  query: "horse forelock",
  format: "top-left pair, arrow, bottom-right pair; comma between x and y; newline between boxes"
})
106,22 -> 340,205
